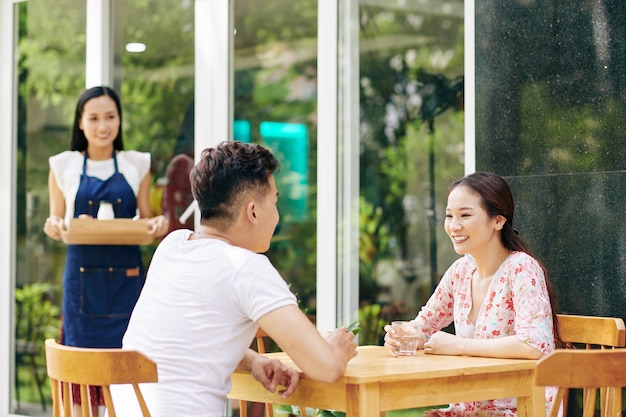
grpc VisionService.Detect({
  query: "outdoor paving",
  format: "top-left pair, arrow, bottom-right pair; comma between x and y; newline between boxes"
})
11,401 -> 51,417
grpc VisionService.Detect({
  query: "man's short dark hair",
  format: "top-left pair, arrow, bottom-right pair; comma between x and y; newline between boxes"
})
190,141 -> 280,228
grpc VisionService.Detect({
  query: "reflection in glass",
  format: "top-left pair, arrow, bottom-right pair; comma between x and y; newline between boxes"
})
14,0 -> 86,412
13,0 -> 196,412
113,0 -> 195,243
357,1 -> 465,333
233,0 -> 319,315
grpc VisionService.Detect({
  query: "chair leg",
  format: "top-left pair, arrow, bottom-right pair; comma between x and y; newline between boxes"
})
613,387 -> 622,417
582,388 -> 597,417
239,400 -> 248,417
561,388 -> 569,417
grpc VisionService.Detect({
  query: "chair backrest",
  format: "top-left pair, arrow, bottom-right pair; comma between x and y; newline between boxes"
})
549,314 -> 626,417
557,314 -> 626,348
535,349 -> 626,417
44,339 -> 158,417
254,327 -> 270,354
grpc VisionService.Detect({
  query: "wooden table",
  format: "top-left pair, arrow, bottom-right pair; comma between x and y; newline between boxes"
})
228,345 -> 545,417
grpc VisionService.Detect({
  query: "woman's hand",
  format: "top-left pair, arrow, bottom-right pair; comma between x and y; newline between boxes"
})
383,323 -> 426,357
43,215 -> 66,241
423,331 -> 463,355
147,215 -> 169,237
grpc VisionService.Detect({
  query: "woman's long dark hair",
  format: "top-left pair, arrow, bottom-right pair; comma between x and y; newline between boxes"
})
449,172 -> 566,348
70,86 -> 124,151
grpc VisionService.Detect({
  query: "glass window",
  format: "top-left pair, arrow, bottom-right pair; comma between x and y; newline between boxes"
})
12,0 -> 195,413
113,0 -> 195,247
14,0 -> 86,412
357,0 -> 465,344
233,0 -> 319,318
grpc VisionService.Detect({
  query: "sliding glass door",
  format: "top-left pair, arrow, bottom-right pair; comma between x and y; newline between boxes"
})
11,1 -> 85,413
8,1 -> 195,414
355,0 -> 465,343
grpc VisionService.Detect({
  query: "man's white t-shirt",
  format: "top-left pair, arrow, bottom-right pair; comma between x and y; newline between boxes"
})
110,229 -> 297,417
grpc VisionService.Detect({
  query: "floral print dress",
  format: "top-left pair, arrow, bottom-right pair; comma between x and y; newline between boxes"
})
415,251 -> 557,417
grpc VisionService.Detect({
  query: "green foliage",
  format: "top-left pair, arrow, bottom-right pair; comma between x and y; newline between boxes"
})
15,283 -> 61,343
357,303 -> 387,346
519,84 -> 626,174
18,0 -> 86,107
347,320 -> 361,335
316,411 -> 344,417
117,0 -> 195,178
275,405 -> 343,417
268,218 -> 318,311
358,197 -> 390,301
357,4 -> 465,308
14,283 -> 61,404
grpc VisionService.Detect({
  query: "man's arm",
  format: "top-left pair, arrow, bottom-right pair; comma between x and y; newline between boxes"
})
257,305 -> 357,383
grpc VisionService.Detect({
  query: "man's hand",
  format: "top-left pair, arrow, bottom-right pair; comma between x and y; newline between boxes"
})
250,354 -> 300,399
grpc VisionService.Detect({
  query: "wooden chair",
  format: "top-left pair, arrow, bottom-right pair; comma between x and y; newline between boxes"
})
44,339 -> 158,417
239,329 -> 308,417
551,314 -> 626,417
535,349 -> 626,417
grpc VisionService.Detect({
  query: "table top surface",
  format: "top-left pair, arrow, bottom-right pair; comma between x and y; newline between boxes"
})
239,345 -> 538,384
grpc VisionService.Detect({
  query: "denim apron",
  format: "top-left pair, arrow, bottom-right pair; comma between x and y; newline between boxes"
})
61,151 -> 145,348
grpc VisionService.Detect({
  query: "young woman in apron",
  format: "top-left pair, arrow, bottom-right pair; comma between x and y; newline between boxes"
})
44,86 -> 169,413
61,151 -> 145,348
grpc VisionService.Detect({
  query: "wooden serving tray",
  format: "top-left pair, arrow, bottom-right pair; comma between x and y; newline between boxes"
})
61,218 -> 155,245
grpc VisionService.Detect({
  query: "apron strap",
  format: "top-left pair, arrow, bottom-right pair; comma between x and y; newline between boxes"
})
82,150 -> 119,175
82,151 -> 88,175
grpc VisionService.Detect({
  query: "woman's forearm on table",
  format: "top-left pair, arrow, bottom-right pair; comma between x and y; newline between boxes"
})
459,335 -> 543,359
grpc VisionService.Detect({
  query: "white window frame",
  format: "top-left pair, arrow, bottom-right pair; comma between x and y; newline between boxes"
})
316,0 -> 340,331
195,0 -> 232,157
86,0 -> 112,87
464,0 -> 476,174
0,0 -> 19,414
316,0 -> 361,331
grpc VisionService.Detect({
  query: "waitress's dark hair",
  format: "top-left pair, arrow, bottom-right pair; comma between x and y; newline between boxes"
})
70,86 -> 124,151
449,172 -> 566,348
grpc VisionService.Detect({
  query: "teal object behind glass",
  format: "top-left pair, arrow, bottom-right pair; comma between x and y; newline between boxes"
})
260,121 -> 309,223
233,120 -> 252,144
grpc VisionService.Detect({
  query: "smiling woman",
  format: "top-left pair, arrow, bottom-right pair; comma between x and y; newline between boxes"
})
383,171 -> 564,417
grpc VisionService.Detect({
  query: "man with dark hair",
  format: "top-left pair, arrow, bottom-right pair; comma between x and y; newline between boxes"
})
112,141 -> 357,417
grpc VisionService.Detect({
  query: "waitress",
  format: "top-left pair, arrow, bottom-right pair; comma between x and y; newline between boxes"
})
43,86 -> 168,411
